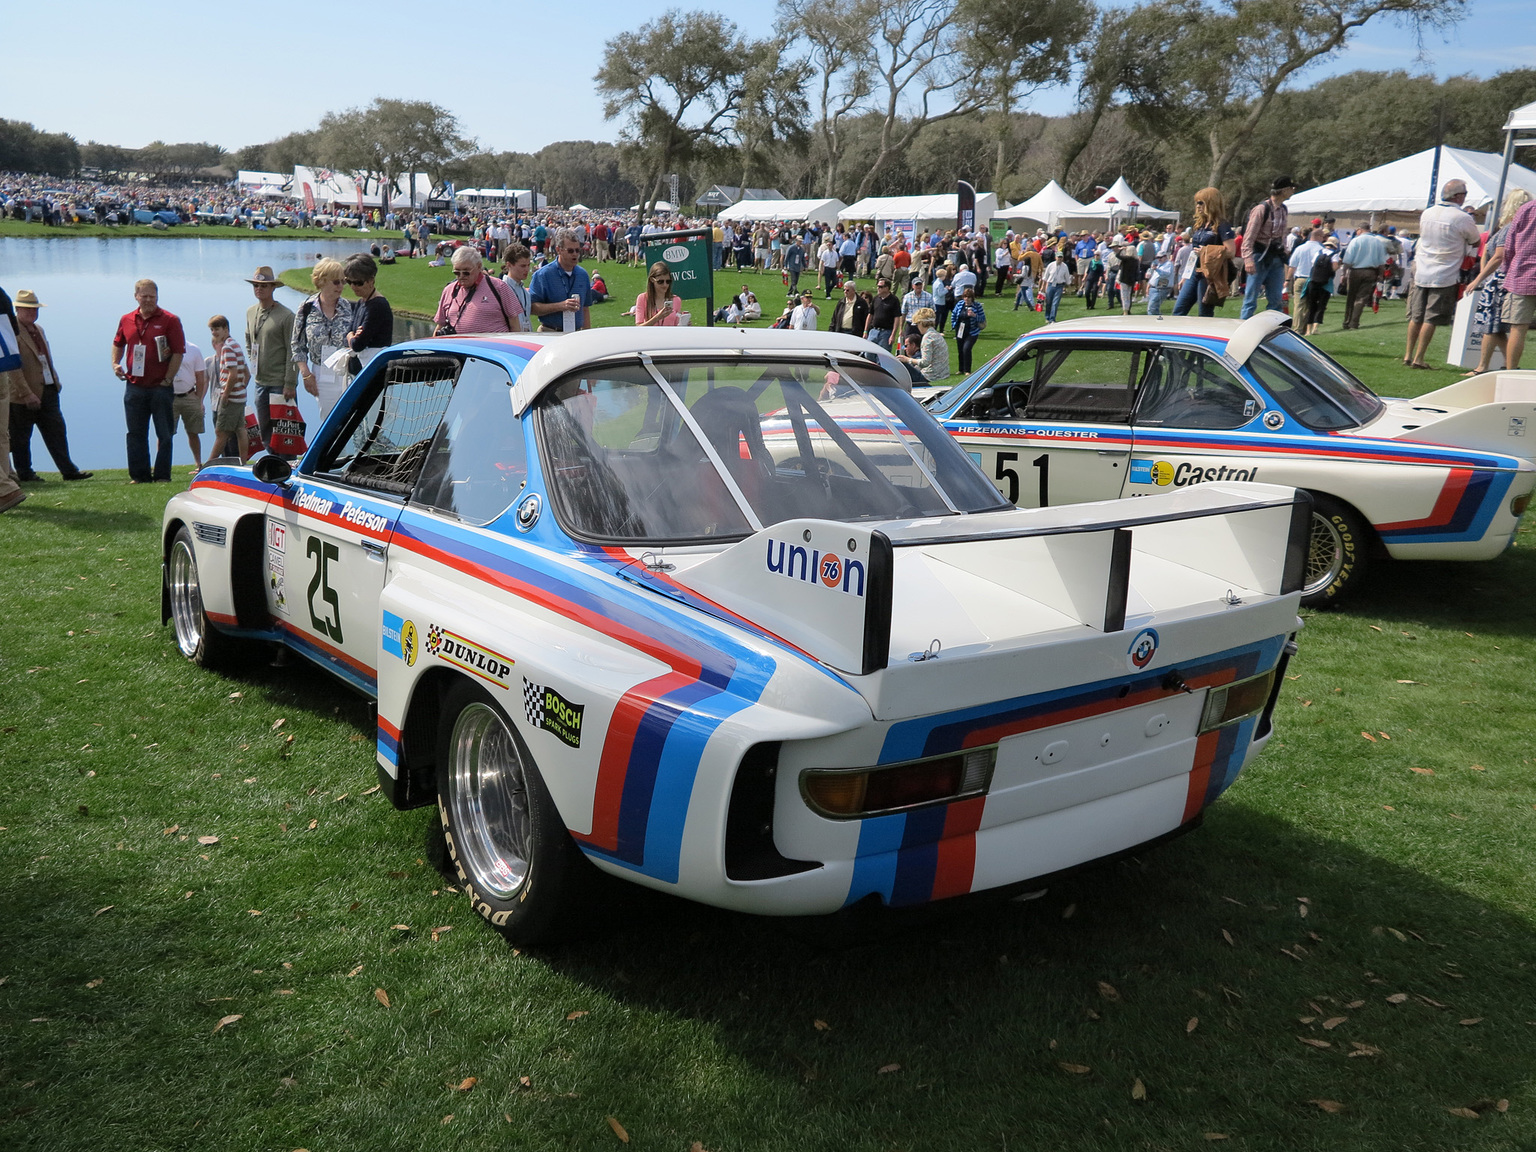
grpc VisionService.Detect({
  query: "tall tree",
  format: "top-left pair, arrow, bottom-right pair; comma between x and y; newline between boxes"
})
734,44 -> 810,196
957,0 -> 1092,194
777,0 -> 874,199
1117,0 -> 1466,190
597,10 -> 762,218
320,99 -> 474,209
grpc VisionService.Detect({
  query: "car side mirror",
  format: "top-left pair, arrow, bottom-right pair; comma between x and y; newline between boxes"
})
252,455 -> 293,486
963,387 -> 994,420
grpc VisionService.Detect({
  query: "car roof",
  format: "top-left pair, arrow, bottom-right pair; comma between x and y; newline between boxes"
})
1026,312 -> 1290,366
424,327 -> 910,414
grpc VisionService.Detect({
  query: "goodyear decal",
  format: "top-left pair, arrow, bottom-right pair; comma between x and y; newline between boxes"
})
523,678 -> 585,748
1130,458 -> 1258,486
426,623 -> 513,687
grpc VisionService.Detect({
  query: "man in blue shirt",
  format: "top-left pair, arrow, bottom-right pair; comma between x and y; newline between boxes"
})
1340,226 -> 1390,330
529,229 -> 593,333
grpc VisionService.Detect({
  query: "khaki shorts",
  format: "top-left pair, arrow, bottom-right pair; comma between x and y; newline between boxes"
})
1502,291 -> 1536,327
1407,283 -> 1458,326
172,391 -> 205,434
214,401 -> 246,433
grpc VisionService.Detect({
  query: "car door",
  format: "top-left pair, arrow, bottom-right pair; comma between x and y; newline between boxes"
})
266,353 -> 461,691
1126,346 -> 1267,495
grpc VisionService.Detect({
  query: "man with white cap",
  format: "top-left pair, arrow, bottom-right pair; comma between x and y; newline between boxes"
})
9,289 -> 90,482
1405,179 -> 1480,369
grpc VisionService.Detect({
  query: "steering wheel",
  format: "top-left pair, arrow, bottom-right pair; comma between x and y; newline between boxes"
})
1003,384 -> 1030,420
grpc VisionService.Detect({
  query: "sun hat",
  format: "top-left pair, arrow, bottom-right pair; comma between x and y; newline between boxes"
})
245,266 -> 281,286
14,289 -> 44,307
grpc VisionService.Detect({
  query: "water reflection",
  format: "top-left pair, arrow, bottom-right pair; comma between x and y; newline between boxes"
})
1,236 -> 425,471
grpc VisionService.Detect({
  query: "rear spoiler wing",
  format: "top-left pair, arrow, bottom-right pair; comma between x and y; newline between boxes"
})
670,483 -> 1311,677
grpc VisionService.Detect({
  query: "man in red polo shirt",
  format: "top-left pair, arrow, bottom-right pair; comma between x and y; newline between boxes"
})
112,279 -> 185,482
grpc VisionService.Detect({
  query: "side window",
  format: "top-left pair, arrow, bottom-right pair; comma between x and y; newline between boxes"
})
315,355 -> 460,494
1135,349 -> 1257,430
412,357 -> 526,526
955,347 -> 1037,420
1024,345 -> 1143,424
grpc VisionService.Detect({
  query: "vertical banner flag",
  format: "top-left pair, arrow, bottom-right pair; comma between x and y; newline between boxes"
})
303,182 -> 316,214
957,180 -> 977,234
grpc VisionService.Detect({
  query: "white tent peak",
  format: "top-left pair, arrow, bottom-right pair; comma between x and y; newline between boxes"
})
719,197 -> 846,224
1504,100 -> 1536,132
1287,146 -> 1536,217
838,192 -> 998,227
1000,181 -> 1088,228
1075,176 -> 1175,219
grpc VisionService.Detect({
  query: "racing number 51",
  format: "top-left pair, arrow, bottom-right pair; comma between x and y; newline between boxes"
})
994,451 -> 1050,507
305,536 -> 344,643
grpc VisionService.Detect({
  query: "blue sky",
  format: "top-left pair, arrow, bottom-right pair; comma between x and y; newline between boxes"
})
3,0 -> 1529,158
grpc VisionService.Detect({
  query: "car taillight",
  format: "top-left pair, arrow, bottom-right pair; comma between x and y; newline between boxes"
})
1199,669 -> 1278,733
1511,492 -> 1531,518
802,748 -> 996,819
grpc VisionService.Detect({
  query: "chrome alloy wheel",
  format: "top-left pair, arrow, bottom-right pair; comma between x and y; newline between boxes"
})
448,702 -> 533,899
168,537 -> 205,658
1303,510 -> 1345,599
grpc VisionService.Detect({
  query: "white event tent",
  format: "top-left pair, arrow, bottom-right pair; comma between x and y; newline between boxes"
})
1060,177 -> 1178,231
997,180 -> 1088,231
456,188 -> 548,210
838,192 -> 998,230
1491,101 -> 1536,223
291,166 -> 435,209
1287,146 -> 1536,225
236,170 -> 289,197
631,200 -> 678,213
719,196 -> 846,224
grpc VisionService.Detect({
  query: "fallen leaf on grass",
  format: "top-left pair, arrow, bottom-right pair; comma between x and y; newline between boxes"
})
1368,625 -> 1382,632
374,988 -> 390,1008
1417,994 -> 1450,1009
813,1019 -> 830,1031
248,910 -> 262,917
1348,1042 -> 1382,1057
1097,981 -> 1120,1001
1361,731 -> 1377,743
566,1010 -> 589,1020
347,965 -> 364,978
1409,767 -> 1435,776
197,835 -> 219,845
453,1077 -> 477,1092
391,925 -> 410,932
1387,927 -> 1408,941
84,978 -> 103,988
441,1114 -> 454,1125
430,926 -> 452,943
1131,1078 -> 1147,1101
1497,1100 -> 1510,1113
1378,731 -> 1391,740
361,785 -> 380,795
518,1076 -> 532,1088
212,1014 -> 242,1034
1058,1062 -> 1091,1074
1298,1037 -> 1331,1049
1345,1000 -> 1365,1009
1222,929 -> 1234,946
271,719 -> 286,730
1383,805 -> 1396,811
162,825 -> 179,836
1061,903 -> 1076,919
1186,1017 -> 1199,1033
606,1116 -> 630,1143
1322,1016 -> 1348,1030
1280,947 -> 1306,962
1396,679 -> 1419,684
1459,1018 -> 1484,1026
1310,1099 -> 1345,1113
1204,1134 -> 1229,1141
878,1063 -> 902,1074
306,820 -> 317,830
1299,1016 -> 1316,1024
1447,1107 -> 1480,1119
93,905 -> 114,916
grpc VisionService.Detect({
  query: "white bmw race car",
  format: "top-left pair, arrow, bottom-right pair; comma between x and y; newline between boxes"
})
931,312 -> 1536,606
162,328 -> 1305,942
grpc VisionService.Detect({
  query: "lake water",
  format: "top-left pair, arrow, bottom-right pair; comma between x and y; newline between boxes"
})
1,236 -> 429,472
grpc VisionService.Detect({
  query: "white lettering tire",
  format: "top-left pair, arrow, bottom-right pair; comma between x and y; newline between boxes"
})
1301,494 -> 1371,609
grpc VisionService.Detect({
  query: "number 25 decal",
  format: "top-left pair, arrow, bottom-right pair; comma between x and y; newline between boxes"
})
306,536 -> 343,643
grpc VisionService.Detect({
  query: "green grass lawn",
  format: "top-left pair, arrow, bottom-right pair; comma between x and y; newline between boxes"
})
284,252 -> 1458,401
3,304 -> 1531,1150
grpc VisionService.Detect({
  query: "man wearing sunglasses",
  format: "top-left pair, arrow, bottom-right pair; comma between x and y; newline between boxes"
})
529,228 -> 593,334
433,247 -> 523,335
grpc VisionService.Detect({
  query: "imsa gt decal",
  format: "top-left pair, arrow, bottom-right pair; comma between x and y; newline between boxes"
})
523,678 -> 585,748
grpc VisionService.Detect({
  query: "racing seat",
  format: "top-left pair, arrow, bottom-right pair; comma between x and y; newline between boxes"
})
689,387 -> 775,515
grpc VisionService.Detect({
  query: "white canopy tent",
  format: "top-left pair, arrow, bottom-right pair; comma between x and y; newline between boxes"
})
719,196 -> 846,224
291,166 -> 435,209
236,169 -> 289,193
1288,146 -> 1536,225
997,180 -> 1089,231
1059,177 -> 1178,231
456,188 -> 548,210
838,192 -> 998,230
631,200 -> 678,213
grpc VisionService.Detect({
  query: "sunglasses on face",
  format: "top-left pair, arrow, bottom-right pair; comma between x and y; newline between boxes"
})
347,279 -> 367,286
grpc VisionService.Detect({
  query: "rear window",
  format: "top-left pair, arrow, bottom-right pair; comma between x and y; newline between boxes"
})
1246,331 -> 1383,431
